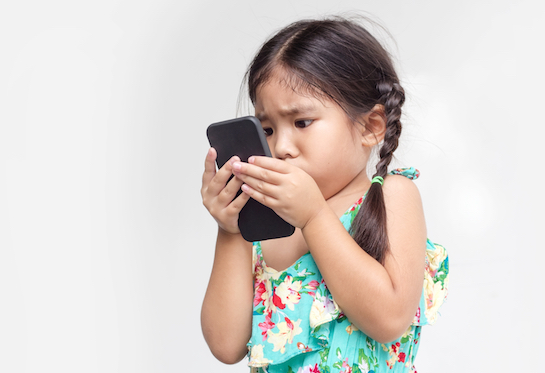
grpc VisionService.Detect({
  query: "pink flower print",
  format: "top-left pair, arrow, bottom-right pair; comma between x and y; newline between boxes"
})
297,364 -> 320,373
258,311 -> 275,341
254,281 -> 266,307
306,280 -> 319,297
349,197 -> 363,212
340,358 -> 352,373
413,306 -> 421,324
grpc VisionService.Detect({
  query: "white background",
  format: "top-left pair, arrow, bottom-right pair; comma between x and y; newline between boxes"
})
1,0 -> 544,372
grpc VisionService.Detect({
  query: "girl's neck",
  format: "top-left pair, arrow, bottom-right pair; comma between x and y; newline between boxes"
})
324,168 -> 371,216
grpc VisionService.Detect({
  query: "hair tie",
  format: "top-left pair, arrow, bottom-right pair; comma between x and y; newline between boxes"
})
371,176 -> 384,186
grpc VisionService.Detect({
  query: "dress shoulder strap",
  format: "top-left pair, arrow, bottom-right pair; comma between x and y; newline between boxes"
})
389,167 -> 420,180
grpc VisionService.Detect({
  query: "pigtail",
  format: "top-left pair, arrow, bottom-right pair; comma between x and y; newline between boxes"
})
350,81 -> 405,264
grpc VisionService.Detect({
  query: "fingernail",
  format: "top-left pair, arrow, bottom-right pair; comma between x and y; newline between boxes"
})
232,162 -> 241,171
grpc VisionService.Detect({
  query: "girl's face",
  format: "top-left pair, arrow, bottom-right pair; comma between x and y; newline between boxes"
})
254,73 -> 372,200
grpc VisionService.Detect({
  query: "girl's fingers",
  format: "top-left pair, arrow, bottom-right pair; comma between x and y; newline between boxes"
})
201,150 -> 252,232
217,173 -> 244,205
206,154 -> 241,195
202,148 -> 217,186
229,188 -> 251,212
232,159 -> 283,186
248,156 -> 290,173
240,183 -> 275,209
241,184 -> 280,214
236,172 -> 278,199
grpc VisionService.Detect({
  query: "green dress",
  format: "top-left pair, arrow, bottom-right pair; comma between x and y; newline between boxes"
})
247,168 -> 449,373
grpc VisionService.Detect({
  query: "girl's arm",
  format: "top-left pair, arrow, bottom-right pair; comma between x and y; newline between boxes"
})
233,157 -> 426,343
200,149 -> 254,363
201,229 -> 254,364
301,175 -> 426,343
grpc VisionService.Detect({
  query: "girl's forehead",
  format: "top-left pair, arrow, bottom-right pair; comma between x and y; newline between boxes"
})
255,69 -> 329,106
256,82 -> 327,111
254,81 -> 344,122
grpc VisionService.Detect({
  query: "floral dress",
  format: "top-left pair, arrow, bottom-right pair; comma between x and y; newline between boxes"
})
247,168 -> 449,373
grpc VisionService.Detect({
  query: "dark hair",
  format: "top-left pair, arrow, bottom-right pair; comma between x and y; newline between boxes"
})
245,16 -> 405,264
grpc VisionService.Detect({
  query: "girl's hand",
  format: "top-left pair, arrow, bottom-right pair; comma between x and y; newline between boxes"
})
232,156 -> 327,229
201,148 -> 251,234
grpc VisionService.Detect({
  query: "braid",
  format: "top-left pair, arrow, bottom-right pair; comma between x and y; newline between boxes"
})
351,81 -> 405,264
375,81 -> 405,176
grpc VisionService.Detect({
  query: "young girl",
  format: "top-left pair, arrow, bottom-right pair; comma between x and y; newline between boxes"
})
201,16 -> 448,373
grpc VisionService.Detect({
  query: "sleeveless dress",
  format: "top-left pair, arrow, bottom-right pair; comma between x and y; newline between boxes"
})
247,168 -> 449,373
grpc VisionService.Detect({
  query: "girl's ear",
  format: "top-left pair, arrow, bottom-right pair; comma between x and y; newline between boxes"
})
359,104 -> 387,147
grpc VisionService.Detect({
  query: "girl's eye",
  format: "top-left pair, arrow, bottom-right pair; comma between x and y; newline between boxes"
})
263,127 -> 273,137
295,119 -> 313,128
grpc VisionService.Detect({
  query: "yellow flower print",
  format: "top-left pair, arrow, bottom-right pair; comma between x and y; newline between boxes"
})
263,278 -> 274,313
248,344 -> 273,367
401,325 -> 413,339
424,279 -> 447,324
274,275 -> 303,311
421,242 -> 449,325
267,317 -> 302,354
427,244 -> 448,274
345,323 -> 359,335
309,292 -> 340,328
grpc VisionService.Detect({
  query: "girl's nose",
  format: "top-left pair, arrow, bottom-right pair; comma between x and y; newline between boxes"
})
272,129 -> 298,160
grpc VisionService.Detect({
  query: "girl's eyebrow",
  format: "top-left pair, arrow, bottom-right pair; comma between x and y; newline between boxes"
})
256,104 -> 317,122
280,104 -> 317,117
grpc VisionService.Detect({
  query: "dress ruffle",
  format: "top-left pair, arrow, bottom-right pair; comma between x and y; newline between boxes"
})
308,279 -> 342,343
249,244 -> 328,367
306,240 -> 449,354
412,241 -> 449,326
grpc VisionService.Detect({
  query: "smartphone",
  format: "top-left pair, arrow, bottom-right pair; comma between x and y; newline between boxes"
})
206,116 -> 295,242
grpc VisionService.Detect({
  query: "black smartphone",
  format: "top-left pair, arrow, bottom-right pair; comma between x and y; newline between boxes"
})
206,116 -> 295,242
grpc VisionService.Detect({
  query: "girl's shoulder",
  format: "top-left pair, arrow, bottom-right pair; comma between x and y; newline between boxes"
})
383,173 -> 420,191
382,169 -> 423,209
